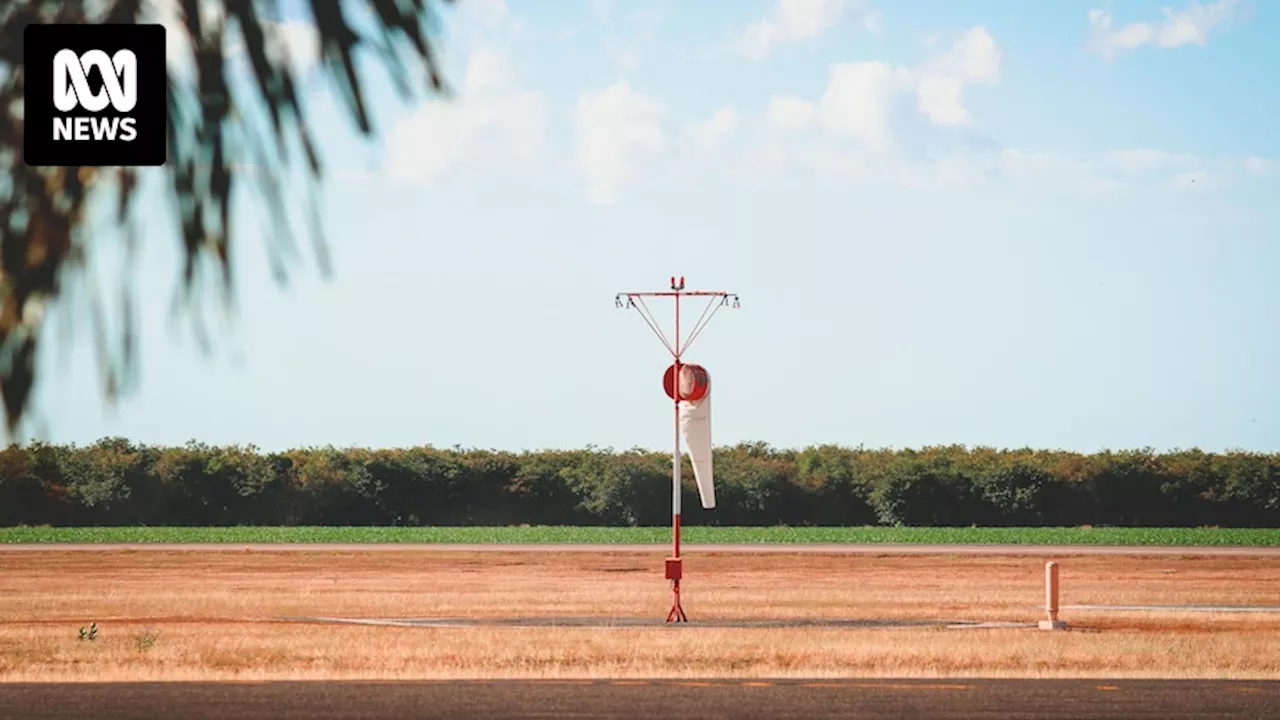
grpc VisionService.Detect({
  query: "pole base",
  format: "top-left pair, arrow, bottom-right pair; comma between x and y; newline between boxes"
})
666,599 -> 688,623
666,576 -> 689,623
1038,620 -> 1068,630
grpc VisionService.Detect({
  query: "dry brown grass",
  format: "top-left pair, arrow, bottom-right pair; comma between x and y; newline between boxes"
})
1,549 -> 1279,681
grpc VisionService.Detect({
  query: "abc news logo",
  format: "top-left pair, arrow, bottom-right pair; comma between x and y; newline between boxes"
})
53,49 -> 140,142
24,24 -> 166,167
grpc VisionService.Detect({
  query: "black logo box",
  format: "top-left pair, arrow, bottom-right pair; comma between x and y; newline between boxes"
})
23,23 -> 167,167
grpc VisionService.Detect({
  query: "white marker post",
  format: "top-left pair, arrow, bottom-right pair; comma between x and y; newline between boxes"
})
616,277 -> 740,623
1039,561 -> 1068,630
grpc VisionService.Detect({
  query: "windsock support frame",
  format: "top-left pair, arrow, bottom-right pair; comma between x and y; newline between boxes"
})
615,277 -> 740,623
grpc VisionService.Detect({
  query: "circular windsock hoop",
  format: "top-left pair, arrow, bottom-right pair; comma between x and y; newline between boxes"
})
663,363 -> 710,401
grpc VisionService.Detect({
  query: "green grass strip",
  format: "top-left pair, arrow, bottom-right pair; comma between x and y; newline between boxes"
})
1,526 -> 1279,546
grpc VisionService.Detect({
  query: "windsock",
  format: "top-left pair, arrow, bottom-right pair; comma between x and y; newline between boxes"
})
678,377 -> 715,510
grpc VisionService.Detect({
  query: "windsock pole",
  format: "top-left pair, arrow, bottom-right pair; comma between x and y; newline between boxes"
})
669,289 -> 686,622
615,277 -> 740,623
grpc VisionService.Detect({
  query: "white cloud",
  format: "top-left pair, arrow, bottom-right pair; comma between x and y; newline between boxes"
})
914,26 -> 1001,125
383,45 -> 547,185
683,106 -> 738,151
1100,151 -> 1270,192
817,61 -> 913,154
895,150 -> 999,190
461,43 -> 512,93
863,9 -> 885,36
715,19 -> 1272,197
1104,149 -> 1199,175
730,0 -> 878,60
999,149 -> 1091,181
994,149 -> 1125,195
1087,0 -> 1238,59
1244,157 -> 1276,178
767,95 -> 817,129
913,75 -> 970,127
808,26 -> 1000,154
574,81 -> 667,204
929,25 -> 1001,84
731,23 -> 1268,195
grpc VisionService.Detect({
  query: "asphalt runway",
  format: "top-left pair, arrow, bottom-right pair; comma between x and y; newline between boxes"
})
3,542 -> 1280,556
1,679 -> 1276,719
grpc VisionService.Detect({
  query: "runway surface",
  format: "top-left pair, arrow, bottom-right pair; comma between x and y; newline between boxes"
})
1,679 -> 1276,719
3,542 -> 1280,556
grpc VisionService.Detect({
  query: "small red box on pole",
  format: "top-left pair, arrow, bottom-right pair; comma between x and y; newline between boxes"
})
665,558 -> 683,580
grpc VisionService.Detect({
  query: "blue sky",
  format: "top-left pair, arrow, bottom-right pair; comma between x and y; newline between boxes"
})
31,0 -> 1280,453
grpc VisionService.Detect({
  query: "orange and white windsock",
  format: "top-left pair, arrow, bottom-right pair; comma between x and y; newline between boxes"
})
677,367 -> 715,509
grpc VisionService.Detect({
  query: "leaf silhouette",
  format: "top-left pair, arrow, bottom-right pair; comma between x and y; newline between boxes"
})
0,0 -> 454,436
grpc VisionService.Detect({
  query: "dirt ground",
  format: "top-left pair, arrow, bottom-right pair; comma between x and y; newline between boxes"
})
1,549 -> 1279,680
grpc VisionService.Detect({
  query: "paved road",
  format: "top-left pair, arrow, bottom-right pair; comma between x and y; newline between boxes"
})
3,542 -> 1279,556
0,679 -> 1276,719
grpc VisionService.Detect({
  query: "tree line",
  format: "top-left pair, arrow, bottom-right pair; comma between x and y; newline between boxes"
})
1,439 -> 1277,528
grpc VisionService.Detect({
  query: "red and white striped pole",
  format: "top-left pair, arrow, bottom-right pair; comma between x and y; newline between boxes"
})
667,281 -> 687,622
